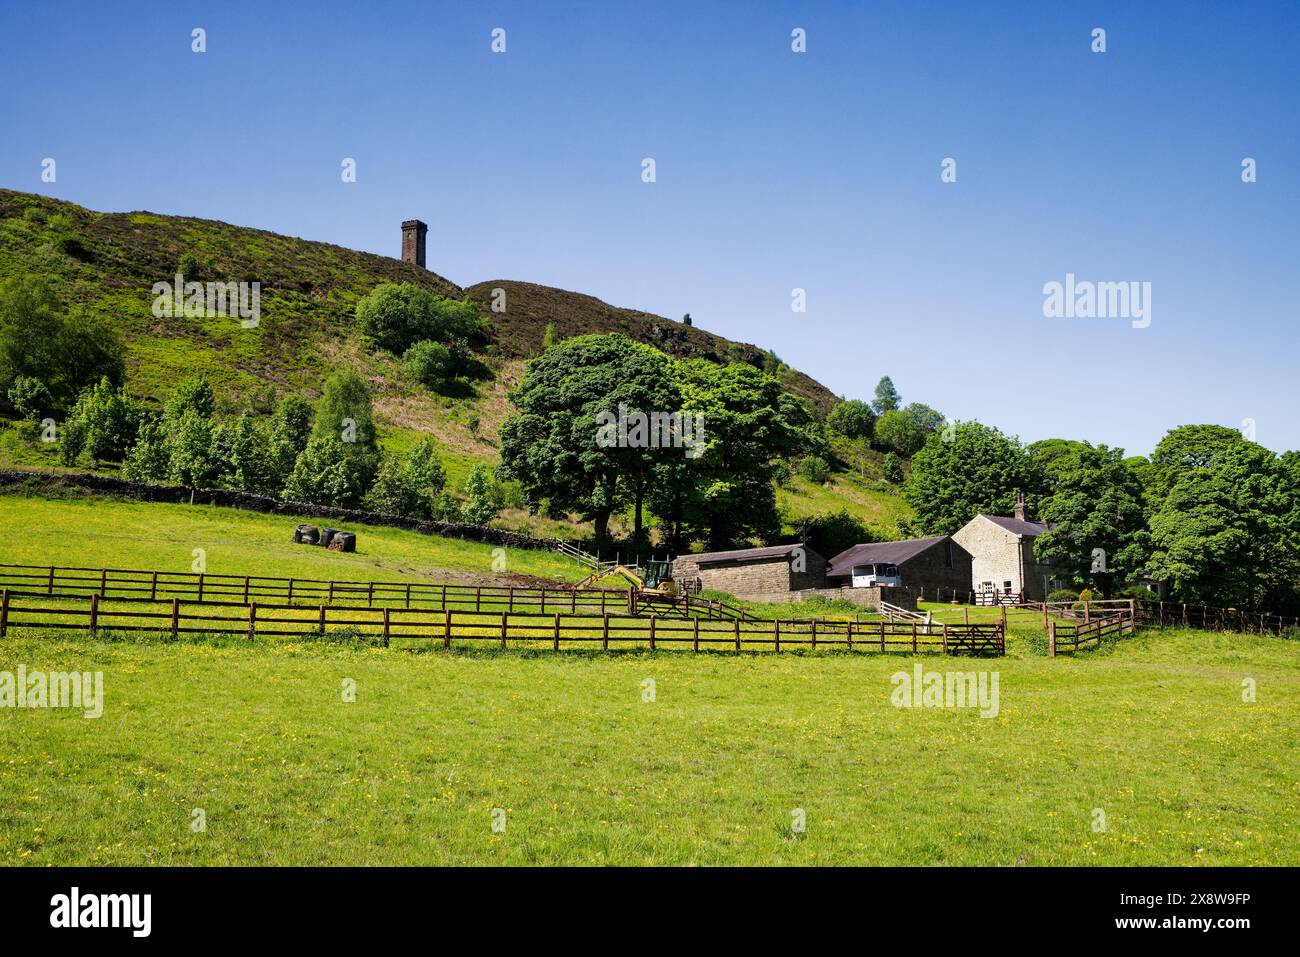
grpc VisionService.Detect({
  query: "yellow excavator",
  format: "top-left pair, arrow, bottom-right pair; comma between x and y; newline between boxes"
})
572,559 -> 677,596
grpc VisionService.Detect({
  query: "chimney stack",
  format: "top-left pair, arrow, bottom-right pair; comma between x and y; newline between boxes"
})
1014,490 -> 1026,522
401,219 -> 427,269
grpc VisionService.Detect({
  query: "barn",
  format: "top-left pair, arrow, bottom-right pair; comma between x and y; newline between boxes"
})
825,536 -> 972,598
672,543 -> 826,601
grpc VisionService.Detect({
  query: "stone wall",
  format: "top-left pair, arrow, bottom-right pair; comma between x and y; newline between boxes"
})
720,584 -> 918,611
897,538 -> 972,594
673,556 -> 792,596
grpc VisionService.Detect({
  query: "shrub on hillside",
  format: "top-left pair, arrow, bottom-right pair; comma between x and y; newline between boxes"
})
883,451 -> 904,485
798,454 -> 831,484
1047,588 -> 1080,603
7,375 -> 51,421
826,399 -> 875,441
403,338 -> 468,392
460,464 -> 503,526
58,377 -> 144,466
364,438 -> 447,519
283,436 -> 370,507
874,409 -> 926,457
356,282 -> 481,356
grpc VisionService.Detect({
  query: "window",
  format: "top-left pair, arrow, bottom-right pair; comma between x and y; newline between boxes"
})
1003,580 -> 1013,594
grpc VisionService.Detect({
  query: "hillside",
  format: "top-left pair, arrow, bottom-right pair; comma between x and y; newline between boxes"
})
0,188 -> 908,540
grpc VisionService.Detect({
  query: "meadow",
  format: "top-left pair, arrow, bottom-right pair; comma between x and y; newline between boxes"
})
1,624 -> 1296,866
0,492 -> 582,585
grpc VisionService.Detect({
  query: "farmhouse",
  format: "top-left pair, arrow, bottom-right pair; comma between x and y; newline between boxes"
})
952,493 -> 1062,601
671,543 -> 826,601
825,535 -> 972,597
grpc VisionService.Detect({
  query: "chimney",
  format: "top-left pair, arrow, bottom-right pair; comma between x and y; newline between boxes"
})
401,219 -> 427,269
1014,490 -> 1026,522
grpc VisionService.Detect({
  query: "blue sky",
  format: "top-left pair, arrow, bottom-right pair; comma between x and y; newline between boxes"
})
2,0 -> 1297,456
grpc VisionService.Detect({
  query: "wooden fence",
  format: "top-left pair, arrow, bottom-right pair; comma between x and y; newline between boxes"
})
0,589 -> 1004,655
0,563 -> 744,621
1048,611 -> 1135,655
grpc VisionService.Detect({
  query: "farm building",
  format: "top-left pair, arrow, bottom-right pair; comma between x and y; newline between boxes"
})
671,543 -> 826,601
825,535 -> 972,597
952,493 -> 1064,601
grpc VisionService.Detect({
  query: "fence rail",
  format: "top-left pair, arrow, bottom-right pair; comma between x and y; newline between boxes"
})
0,589 -> 1003,655
1048,611 -> 1135,655
0,563 -> 745,621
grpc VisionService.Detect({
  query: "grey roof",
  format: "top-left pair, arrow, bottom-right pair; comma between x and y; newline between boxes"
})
826,536 -> 949,578
680,543 -> 813,566
979,514 -> 1053,537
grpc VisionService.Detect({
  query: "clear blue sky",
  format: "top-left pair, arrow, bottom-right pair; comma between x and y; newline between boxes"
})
2,0 -> 1297,456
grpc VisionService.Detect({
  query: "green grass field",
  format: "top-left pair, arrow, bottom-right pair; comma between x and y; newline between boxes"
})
1,627 -> 1296,865
0,492 -> 583,585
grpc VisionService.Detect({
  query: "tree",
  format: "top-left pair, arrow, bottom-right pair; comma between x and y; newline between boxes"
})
541,322 -> 558,351
356,283 -> 481,356
872,375 -> 901,414
283,437 -> 370,507
0,277 -> 125,415
826,399 -> 875,441
874,409 -> 926,456
165,375 -> 216,423
649,360 -> 823,551
168,409 -> 221,487
883,452 -> 904,484
1146,443 -> 1300,610
60,377 -> 143,465
7,376 -> 52,421
364,438 -> 447,518
461,464 -> 504,526
1147,424 -> 1248,503
216,413 -> 276,494
122,416 -> 171,482
904,421 -> 1035,535
311,370 -> 380,491
268,394 -> 313,490
403,339 -> 457,391
681,313 -> 692,327
798,455 -> 831,484
498,334 -> 681,543
901,402 -> 944,434
1032,444 -> 1149,595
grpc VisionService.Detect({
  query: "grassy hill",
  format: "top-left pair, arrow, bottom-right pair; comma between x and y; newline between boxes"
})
0,188 -> 908,541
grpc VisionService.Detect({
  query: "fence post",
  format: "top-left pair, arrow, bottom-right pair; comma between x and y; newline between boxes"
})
247,603 -> 256,641
406,583 -> 412,610
773,619 -> 780,653
554,613 -> 561,651
383,608 -> 391,648
1001,605 -> 1007,630
99,568 -> 107,597
243,576 -> 250,603
150,571 -> 158,602
319,604 -> 326,635
880,619 -> 885,653
942,622 -> 948,654
0,588 -> 8,638
502,611 -> 509,650
444,609 -> 452,649
1048,621 -> 1056,657
649,615 -> 656,651
693,617 -> 700,653
734,617 -> 741,652
171,598 -> 180,640
90,594 -> 99,635
366,582 -> 373,608
197,573 -> 205,602
811,619 -> 817,650
912,621 -> 917,653
47,565 -> 54,596
847,619 -> 853,651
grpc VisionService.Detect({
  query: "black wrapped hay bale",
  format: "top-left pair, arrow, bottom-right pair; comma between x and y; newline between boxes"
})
294,524 -> 320,545
320,527 -> 339,548
329,532 -> 357,553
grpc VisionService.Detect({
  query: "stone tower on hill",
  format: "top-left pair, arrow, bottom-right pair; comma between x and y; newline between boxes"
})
401,219 -> 427,268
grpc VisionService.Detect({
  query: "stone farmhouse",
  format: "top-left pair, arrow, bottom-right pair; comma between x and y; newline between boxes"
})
951,492 -> 1064,601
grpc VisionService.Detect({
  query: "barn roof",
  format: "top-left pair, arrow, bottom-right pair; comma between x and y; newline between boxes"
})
682,543 -> 813,566
825,536 -> 949,578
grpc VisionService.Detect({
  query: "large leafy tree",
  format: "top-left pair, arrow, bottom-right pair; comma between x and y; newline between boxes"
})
1032,444 -> 1150,595
872,375 -> 901,414
1146,442 -> 1300,610
903,421 -> 1035,535
826,399 -> 875,440
1147,424 -> 1247,503
874,409 -> 926,456
650,359 -> 823,551
309,369 -> 380,490
356,283 -> 481,356
498,334 -> 681,543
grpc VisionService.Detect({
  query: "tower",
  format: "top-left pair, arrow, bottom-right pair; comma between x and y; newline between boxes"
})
401,219 -> 427,268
